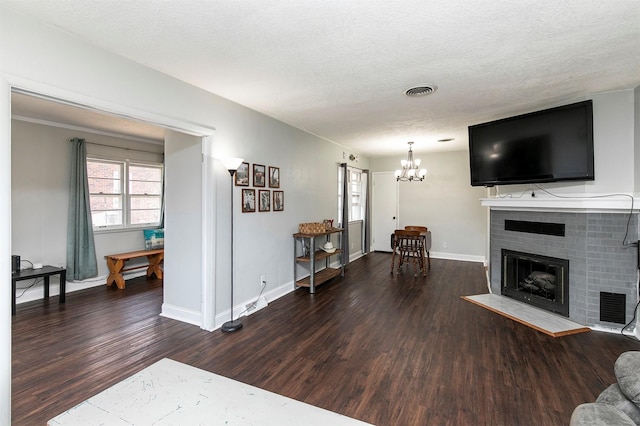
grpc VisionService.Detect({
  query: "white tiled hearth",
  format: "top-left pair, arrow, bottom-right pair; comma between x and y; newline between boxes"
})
483,195 -> 639,329
463,294 -> 590,337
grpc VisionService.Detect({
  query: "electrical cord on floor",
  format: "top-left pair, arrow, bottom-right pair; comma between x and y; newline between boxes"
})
621,302 -> 640,341
15,278 -> 42,298
620,270 -> 640,341
237,282 -> 267,317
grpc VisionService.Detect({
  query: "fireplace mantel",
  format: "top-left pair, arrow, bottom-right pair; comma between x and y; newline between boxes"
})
481,195 -> 639,213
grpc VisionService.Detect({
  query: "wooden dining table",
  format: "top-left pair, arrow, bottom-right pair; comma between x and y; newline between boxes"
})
390,227 -> 431,275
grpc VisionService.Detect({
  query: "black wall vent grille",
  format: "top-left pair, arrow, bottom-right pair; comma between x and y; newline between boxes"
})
504,220 -> 565,236
600,292 -> 626,324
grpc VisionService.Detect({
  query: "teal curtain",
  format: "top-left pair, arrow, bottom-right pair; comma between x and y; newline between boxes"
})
67,138 -> 98,280
363,169 -> 371,254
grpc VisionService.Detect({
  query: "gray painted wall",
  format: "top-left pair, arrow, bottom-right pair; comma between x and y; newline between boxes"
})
164,130 -> 203,312
490,90 -> 638,197
370,150 -> 488,260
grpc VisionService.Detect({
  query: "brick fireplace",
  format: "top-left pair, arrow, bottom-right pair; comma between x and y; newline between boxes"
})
487,203 -> 638,328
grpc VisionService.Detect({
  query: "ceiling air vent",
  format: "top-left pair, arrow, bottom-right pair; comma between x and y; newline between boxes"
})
404,85 -> 437,97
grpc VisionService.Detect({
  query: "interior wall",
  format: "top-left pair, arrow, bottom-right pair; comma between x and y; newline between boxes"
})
10,119 -> 164,303
370,150 -> 487,261
589,90 -> 635,194
212,119 -> 369,316
163,130 -> 202,315
491,90 -> 637,197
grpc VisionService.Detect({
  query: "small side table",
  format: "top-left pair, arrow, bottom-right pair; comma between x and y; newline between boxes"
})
12,266 -> 66,315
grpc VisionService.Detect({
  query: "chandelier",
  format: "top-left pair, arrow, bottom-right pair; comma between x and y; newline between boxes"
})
395,142 -> 427,182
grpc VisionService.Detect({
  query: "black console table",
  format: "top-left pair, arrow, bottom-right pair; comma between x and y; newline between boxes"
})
12,266 -> 66,315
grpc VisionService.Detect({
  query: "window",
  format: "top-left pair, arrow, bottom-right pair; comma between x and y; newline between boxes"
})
87,159 -> 163,230
87,160 -> 123,228
129,165 -> 163,225
337,166 -> 366,223
350,170 -> 364,221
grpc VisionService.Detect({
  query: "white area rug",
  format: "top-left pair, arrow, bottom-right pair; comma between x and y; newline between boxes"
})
48,358 -> 372,426
462,293 -> 591,337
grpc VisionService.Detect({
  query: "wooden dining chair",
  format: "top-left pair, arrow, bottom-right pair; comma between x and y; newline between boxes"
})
391,229 -> 425,276
405,226 -> 431,270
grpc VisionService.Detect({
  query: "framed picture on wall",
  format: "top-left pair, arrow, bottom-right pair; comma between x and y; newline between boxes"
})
268,166 -> 280,188
241,189 -> 255,213
235,162 -> 250,186
273,190 -> 284,211
258,190 -> 270,212
253,164 -> 266,187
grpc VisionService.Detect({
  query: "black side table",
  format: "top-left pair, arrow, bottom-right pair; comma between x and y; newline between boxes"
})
12,266 -> 66,315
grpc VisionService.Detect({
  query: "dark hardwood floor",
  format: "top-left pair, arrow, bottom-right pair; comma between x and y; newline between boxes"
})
12,253 -> 640,425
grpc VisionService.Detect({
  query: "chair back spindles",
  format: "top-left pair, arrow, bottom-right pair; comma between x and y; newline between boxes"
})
391,229 -> 425,276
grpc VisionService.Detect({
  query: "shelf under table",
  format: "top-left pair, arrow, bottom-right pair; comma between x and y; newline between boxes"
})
295,267 -> 342,288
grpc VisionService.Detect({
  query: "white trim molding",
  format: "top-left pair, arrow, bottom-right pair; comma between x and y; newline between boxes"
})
481,194 -> 639,213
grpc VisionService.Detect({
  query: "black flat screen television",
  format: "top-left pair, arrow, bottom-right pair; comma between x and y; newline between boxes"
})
468,100 -> 594,187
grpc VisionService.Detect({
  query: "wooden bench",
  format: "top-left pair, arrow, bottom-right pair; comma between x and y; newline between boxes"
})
105,249 -> 164,289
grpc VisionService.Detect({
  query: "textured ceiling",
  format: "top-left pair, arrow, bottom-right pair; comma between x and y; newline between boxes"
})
3,0 -> 640,157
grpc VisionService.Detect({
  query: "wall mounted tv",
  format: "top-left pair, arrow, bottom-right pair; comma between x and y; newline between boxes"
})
468,100 -> 594,187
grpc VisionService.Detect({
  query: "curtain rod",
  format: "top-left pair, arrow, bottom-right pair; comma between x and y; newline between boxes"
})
68,138 -> 163,155
339,162 -> 368,172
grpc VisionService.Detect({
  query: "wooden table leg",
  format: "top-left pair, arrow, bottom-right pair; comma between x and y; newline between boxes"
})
146,252 -> 164,279
44,275 -> 50,298
106,257 -> 126,289
59,269 -> 66,304
12,278 -> 16,315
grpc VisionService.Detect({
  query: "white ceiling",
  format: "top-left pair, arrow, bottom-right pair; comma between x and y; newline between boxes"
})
11,91 -> 166,143
3,0 -> 640,157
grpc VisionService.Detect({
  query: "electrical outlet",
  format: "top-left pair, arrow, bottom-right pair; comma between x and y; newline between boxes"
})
443,242 -> 448,248
260,275 -> 266,287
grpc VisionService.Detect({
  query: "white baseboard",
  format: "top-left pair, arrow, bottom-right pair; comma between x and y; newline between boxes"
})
372,249 -> 486,264
15,270 -> 147,305
349,251 -> 364,262
161,303 -> 201,326
213,281 -> 294,330
429,251 -> 486,263
590,324 -> 636,337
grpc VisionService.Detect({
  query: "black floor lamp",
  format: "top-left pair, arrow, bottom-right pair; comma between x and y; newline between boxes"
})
220,157 -> 244,333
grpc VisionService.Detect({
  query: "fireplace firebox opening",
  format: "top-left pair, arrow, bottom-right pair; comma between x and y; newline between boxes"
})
501,249 -> 569,317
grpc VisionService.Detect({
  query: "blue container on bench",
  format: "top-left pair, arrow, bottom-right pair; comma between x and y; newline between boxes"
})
143,229 -> 164,249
